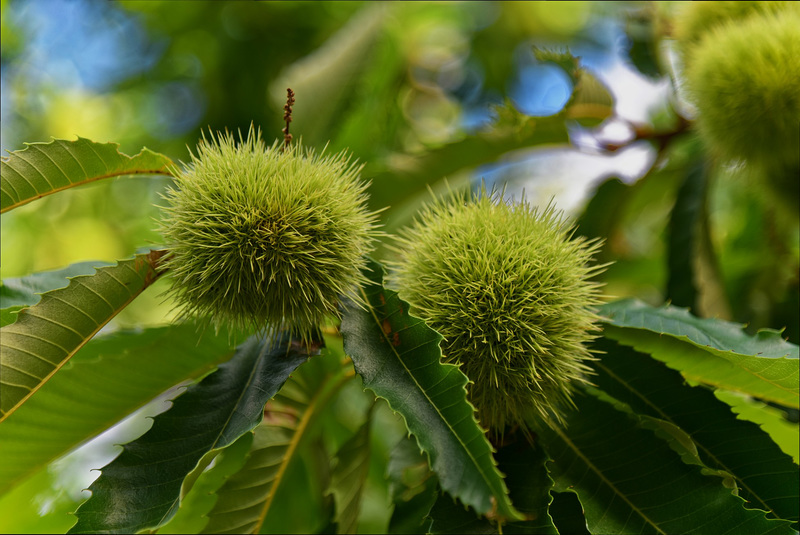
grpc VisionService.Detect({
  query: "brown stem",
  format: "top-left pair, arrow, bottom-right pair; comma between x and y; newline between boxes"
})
282,88 -> 295,152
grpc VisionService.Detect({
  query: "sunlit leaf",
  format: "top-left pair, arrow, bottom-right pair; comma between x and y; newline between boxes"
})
0,137 -> 173,213
0,250 -> 167,423
68,331 -> 318,534
0,323 -> 238,494
599,298 -> 799,408
593,338 -> 799,525
538,390 -> 796,535
339,258 -> 524,522
714,390 -> 800,465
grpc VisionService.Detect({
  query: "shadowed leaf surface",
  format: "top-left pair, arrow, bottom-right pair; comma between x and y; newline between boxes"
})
202,350 -> 352,534
386,435 -> 439,534
593,338 -> 799,525
339,258 -> 524,522
537,389 -> 796,535
328,413 -> 372,534
68,331 -> 319,534
428,439 -> 558,534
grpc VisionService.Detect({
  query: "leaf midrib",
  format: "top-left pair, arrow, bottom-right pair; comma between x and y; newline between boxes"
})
551,422 -> 666,535
0,266 -> 164,423
595,361 -> 773,516
358,284 -> 503,517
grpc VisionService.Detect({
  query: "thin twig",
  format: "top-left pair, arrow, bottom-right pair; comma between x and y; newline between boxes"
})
282,88 -> 295,152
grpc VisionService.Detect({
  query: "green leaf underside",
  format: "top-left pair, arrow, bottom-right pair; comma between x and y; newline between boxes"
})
339,259 -> 523,522
0,323 -> 238,493
68,332 -> 318,535
0,250 -> 167,423
0,261 -> 114,310
599,299 -> 799,408
593,339 -> 799,525
538,391 -> 796,535
0,137 -> 173,213
428,440 -> 558,534
202,351 -> 352,534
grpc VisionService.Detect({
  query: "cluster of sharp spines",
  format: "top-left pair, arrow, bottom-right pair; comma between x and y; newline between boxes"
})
160,125 -> 377,341
389,187 -> 604,433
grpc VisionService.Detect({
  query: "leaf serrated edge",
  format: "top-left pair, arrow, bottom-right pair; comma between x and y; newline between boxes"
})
352,278 -> 525,523
599,299 -> 799,359
0,250 -> 168,423
1,137 -> 175,213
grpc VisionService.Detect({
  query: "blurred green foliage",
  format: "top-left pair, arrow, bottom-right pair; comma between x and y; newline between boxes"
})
1,0 -> 797,334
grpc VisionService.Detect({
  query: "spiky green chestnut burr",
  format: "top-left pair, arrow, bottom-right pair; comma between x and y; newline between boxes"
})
159,126 -> 378,340
673,1 -> 797,59
684,11 -> 800,169
388,188 -> 605,433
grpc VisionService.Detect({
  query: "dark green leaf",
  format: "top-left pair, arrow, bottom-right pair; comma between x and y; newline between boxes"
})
0,250 -> 167,422
386,435 -> 439,535
548,492 -> 590,535
537,390 -> 796,535
428,440 -> 558,535
714,390 -> 799,464
1,137 -> 173,213
339,259 -> 524,522
666,155 -> 707,309
329,413 -> 372,534
158,432 -> 255,535
203,351 -> 353,534
68,331 -> 319,534
0,323 -> 239,493
593,338 -> 799,525
599,298 -> 800,408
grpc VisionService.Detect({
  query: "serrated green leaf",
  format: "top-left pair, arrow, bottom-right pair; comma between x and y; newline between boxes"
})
1,261 -> 114,309
203,353 -> 353,534
0,323 -> 240,494
428,440 -> 558,535
599,298 -> 800,408
339,258 -> 524,522
0,250 -> 167,423
0,137 -> 173,213
593,338 -> 799,525
538,390 -> 796,535
714,390 -> 800,465
68,332 -> 318,535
